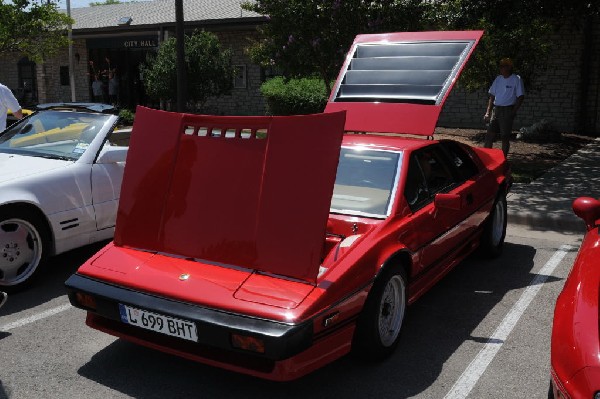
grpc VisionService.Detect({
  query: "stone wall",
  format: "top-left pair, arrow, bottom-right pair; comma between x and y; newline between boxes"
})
0,53 -> 21,91
200,29 -> 266,116
439,22 -> 600,134
0,40 -> 91,107
38,39 -> 91,103
582,17 -> 600,133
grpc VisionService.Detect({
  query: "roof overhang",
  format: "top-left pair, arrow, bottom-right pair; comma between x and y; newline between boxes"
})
72,17 -> 267,37
325,31 -> 484,136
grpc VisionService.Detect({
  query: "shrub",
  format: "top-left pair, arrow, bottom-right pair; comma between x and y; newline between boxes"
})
141,30 -> 233,108
260,77 -> 329,115
517,119 -> 562,143
118,108 -> 135,125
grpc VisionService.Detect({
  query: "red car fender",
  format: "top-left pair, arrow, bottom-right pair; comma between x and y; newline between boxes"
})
551,228 -> 600,397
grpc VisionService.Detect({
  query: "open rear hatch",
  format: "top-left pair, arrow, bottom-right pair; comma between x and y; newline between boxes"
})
112,106 -> 345,286
325,31 -> 483,135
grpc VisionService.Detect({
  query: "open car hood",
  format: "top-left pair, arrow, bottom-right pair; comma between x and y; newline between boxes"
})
115,107 -> 345,284
325,31 -> 483,135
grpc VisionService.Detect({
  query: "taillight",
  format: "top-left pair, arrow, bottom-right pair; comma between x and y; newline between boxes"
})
75,292 -> 97,311
231,333 -> 265,354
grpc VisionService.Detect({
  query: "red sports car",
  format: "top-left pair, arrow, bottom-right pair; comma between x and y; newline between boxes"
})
550,197 -> 600,398
66,31 -> 511,381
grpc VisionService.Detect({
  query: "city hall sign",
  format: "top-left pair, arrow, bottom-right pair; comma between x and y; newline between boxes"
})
123,39 -> 157,48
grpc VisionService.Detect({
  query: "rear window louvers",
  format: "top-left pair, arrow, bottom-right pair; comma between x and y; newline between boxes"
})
333,41 -> 474,105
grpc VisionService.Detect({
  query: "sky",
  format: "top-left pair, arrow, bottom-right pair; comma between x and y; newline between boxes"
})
55,0 -> 138,9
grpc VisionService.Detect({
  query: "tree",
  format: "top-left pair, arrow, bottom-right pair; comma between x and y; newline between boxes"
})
243,0 -> 599,92
142,30 -> 234,109
427,0 -> 599,90
0,0 -> 73,62
242,0 -> 429,93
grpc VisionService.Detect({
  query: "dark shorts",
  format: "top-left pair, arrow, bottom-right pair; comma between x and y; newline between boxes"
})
488,106 -> 514,137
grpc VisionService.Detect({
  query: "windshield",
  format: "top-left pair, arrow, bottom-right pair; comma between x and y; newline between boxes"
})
331,147 -> 401,217
0,110 -> 112,161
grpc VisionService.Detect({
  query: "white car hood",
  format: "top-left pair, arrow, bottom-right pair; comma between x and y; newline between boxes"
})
0,153 -> 72,184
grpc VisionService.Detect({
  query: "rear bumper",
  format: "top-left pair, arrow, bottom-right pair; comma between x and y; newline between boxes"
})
66,273 -> 354,381
551,366 -> 600,399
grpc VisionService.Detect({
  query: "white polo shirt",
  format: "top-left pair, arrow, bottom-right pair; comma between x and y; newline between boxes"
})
489,74 -> 525,107
0,83 -> 21,132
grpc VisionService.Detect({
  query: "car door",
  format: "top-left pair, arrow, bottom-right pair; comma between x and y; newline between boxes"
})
401,145 -> 455,270
438,140 -> 492,240
402,143 -> 477,271
91,144 -> 126,230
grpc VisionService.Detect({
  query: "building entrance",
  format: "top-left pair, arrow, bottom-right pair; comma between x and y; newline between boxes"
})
87,36 -> 159,109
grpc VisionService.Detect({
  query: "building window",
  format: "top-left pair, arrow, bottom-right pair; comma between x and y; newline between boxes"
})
17,57 -> 37,104
60,66 -> 70,86
233,65 -> 247,89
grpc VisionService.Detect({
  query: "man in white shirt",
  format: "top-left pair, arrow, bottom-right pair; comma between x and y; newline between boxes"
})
0,83 -> 23,132
483,58 -> 525,156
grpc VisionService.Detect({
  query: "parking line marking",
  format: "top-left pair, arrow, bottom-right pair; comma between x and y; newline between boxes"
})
0,303 -> 72,332
443,245 -> 573,399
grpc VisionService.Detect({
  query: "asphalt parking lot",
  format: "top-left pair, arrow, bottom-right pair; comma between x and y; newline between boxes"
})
0,223 -> 582,399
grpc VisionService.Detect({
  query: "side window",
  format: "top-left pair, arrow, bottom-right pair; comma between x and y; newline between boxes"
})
404,154 -> 430,210
417,147 -> 455,194
404,146 -> 456,211
440,140 -> 479,181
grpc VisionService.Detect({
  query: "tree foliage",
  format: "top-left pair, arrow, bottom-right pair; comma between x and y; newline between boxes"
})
0,0 -> 73,62
429,0 -> 599,89
243,0 -> 599,92
242,0 -> 428,92
141,30 -> 234,108
429,1 -> 553,89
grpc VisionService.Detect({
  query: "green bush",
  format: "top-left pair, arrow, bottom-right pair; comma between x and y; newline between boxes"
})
118,108 -> 135,125
260,77 -> 329,115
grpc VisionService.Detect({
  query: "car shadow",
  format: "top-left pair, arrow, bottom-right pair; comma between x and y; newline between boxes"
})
76,242 -> 561,398
0,241 -> 109,317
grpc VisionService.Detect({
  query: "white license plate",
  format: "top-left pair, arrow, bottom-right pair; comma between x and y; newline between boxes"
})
118,304 -> 198,342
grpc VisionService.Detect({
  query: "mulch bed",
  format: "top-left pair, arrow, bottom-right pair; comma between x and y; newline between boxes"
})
434,127 -> 596,183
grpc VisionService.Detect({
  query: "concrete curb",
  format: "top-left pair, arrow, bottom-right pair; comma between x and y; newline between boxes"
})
507,202 -> 585,234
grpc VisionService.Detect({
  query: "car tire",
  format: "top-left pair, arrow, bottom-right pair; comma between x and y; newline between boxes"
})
0,209 -> 49,292
547,379 -> 554,399
352,266 -> 407,361
479,193 -> 507,258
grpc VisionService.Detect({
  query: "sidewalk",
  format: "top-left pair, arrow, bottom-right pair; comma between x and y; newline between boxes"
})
507,137 -> 600,234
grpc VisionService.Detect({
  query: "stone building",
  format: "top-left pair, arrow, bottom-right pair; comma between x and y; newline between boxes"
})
1,2 -> 599,134
0,0 -> 267,115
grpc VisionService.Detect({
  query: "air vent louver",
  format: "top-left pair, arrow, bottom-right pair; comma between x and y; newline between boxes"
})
333,41 -> 474,105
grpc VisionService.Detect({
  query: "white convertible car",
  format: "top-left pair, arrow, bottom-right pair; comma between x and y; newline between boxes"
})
0,103 -> 128,290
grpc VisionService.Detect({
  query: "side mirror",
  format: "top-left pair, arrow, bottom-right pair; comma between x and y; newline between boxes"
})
573,197 -> 600,231
97,146 -> 128,164
434,193 -> 461,211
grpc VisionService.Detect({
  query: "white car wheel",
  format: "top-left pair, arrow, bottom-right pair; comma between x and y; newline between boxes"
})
0,217 -> 44,289
378,274 -> 406,347
480,194 -> 507,258
490,198 -> 506,247
353,267 -> 408,360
